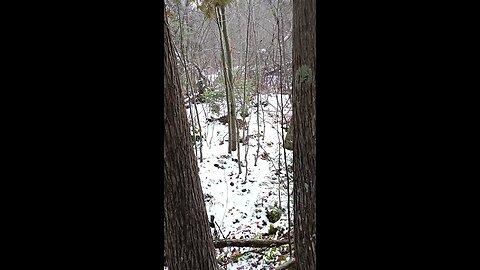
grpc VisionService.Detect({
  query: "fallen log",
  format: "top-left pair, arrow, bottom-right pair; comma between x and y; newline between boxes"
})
213,239 -> 290,248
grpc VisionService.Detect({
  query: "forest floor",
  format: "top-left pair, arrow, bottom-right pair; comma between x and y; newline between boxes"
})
167,93 -> 293,270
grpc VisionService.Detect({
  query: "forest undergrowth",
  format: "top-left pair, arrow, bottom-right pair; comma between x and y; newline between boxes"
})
183,82 -> 294,269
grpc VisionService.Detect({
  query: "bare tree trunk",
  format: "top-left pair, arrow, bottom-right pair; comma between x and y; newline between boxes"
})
176,3 -> 202,161
274,3 -> 293,258
239,0 -> 253,176
253,7 -> 261,167
215,6 -> 238,153
193,91 -> 204,162
242,0 -> 253,182
215,9 -> 232,154
218,6 -> 238,152
164,17 -> 217,270
292,0 -> 316,269
237,125 -> 242,174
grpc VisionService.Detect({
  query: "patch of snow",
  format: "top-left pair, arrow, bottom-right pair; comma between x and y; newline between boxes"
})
206,73 -> 219,84
186,93 -> 294,269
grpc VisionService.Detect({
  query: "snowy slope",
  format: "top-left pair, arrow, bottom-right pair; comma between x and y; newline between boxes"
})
167,93 -> 294,270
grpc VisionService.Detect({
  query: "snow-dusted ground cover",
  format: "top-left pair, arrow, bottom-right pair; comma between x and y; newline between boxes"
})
167,93 -> 293,270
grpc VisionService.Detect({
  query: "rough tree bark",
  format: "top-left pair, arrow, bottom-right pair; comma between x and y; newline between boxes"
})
292,0 -> 316,269
164,17 -> 218,270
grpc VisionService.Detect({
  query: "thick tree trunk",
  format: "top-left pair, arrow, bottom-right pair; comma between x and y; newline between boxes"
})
292,0 -> 316,269
164,18 -> 217,270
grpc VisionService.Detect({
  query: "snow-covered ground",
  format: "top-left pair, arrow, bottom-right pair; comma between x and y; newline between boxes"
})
167,93 -> 294,270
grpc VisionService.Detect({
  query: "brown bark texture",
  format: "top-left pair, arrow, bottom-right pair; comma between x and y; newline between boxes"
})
164,18 -> 218,270
292,0 -> 316,269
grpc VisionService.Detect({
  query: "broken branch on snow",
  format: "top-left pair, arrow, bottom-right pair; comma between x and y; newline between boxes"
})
213,239 -> 290,248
